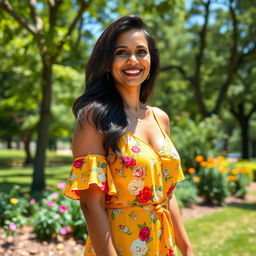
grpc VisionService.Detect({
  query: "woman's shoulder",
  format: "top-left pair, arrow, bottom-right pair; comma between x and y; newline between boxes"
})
148,105 -> 171,135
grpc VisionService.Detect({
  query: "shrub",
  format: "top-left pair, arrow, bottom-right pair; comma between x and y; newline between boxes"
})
175,179 -> 198,208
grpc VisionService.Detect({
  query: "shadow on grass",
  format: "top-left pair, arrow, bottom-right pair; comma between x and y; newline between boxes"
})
227,202 -> 256,211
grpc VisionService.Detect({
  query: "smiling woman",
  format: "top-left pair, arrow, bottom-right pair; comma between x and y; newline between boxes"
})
64,15 -> 194,256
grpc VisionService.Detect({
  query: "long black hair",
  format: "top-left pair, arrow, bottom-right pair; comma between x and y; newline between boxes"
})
73,15 -> 160,160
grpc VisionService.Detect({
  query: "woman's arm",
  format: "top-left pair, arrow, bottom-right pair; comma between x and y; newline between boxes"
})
168,194 -> 194,256
72,110 -> 117,256
152,107 -> 194,256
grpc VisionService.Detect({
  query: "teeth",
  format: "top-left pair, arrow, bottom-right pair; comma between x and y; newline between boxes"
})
124,70 -> 141,74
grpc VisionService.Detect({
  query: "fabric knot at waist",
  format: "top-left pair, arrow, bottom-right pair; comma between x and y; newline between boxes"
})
105,199 -> 174,252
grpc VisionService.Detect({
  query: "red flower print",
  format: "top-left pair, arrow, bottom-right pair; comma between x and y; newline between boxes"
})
101,181 -> 109,192
131,146 -> 141,153
169,249 -> 174,256
73,159 -> 84,168
133,166 -> 145,179
138,186 -> 152,203
167,185 -> 176,195
105,194 -> 113,201
139,226 -> 150,241
123,156 -> 136,167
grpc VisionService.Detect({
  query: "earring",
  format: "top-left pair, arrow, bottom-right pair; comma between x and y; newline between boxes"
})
147,73 -> 150,80
106,70 -> 110,80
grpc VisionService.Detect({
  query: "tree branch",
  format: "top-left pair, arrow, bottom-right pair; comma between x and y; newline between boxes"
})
28,0 -> 43,31
212,0 -> 238,114
51,0 -> 92,62
0,0 -> 36,35
160,65 -> 192,82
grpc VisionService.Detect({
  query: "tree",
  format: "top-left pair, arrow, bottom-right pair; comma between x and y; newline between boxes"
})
0,0 -> 92,191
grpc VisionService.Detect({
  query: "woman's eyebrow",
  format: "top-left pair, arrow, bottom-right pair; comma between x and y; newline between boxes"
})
115,45 -> 148,49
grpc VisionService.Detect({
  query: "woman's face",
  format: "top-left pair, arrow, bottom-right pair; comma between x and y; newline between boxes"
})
111,29 -> 151,89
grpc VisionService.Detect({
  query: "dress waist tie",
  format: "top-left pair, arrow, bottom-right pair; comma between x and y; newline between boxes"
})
106,199 -> 175,254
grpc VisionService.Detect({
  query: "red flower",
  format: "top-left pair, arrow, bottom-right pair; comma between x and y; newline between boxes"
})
167,185 -> 176,195
123,156 -> 136,167
101,181 -> 109,192
139,226 -> 150,241
73,159 -> 84,168
105,194 -> 113,201
169,249 -> 174,256
138,186 -> 152,203
131,146 -> 141,153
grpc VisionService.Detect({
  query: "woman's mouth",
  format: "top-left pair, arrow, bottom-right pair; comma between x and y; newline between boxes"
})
122,68 -> 143,77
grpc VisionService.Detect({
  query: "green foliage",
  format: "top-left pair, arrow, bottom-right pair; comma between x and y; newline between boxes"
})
175,179 -> 198,208
197,166 -> 230,205
171,113 -> 227,169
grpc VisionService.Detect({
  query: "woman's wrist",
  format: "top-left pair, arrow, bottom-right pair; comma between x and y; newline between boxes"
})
180,245 -> 194,256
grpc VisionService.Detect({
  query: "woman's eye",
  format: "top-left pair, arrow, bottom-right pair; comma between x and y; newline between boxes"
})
116,50 -> 127,56
137,49 -> 147,55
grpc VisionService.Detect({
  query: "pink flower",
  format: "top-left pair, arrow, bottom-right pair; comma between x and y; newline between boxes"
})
60,227 -> 67,235
131,146 -> 141,153
45,186 -> 52,190
105,194 -> 113,201
29,199 -> 36,205
123,156 -> 136,167
9,222 -> 16,231
59,205 -> 68,212
139,226 -> 150,241
55,214 -> 60,219
57,183 -> 66,189
51,192 -> 59,199
46,201 -> 56,206
66,226 -> 71,232
101,181 -> 109,192
73,159 -> 85,168
132,166 -> 145,179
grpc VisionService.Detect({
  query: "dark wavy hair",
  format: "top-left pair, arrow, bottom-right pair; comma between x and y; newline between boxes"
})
73,15 -> 160,160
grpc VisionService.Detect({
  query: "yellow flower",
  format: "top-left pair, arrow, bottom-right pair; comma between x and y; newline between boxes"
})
195,155 -> 204,162
10,198 -> 19,204
238,168 -> 246,173
193,176 -> 200,182
200,161 -> 208,167
188,168 -> 196,174
207,157 -> 214,163
219,167 -> 227,174
231,169 -> 239,175
217,156 -> 225,162
207,163 -> 216,168
228,176 -> 237,181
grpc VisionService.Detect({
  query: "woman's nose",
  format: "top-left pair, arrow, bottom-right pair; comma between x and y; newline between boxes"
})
127,53 -> 139,64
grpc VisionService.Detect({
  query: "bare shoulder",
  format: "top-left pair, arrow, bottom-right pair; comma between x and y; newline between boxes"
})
72,106 -> 105,158
151,106 -> 171,136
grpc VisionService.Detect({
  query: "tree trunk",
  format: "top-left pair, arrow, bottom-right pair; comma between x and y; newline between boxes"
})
251,140 -> 256,158
31,60 -> 53,192
23,131 -> 33,165
240,119 -> 249,159
6,136 -> 12,149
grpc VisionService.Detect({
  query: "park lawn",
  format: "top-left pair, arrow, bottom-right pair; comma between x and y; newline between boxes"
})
179,204 -> 256,256
0,164 -> 71,193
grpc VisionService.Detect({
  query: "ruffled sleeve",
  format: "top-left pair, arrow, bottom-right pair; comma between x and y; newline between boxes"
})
64,154 -> 117,200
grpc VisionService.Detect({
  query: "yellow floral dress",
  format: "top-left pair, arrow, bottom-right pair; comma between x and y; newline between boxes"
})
64,109 -> 185,256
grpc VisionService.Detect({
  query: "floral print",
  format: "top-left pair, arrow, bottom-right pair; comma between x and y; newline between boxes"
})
64,109 -> 185,256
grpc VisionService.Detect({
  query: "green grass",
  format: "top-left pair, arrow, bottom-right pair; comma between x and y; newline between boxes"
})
179,204 -> 256,256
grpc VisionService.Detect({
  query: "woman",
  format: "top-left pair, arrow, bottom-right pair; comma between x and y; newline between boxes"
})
64,15 -> 194,256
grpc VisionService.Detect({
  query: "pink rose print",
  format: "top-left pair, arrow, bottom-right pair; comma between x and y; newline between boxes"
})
167,185 -> 176,195
123,156 -> 136,167
138,186 -> 152,203
139,226 -> 150,241
133,166 -> 145,179
131,146 -> 141,153
101,181 -> 109,192
73,159 -> 85,168
169,249 -> 174,256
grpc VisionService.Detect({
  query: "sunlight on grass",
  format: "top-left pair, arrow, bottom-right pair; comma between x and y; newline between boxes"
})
179,205 -> 256,256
